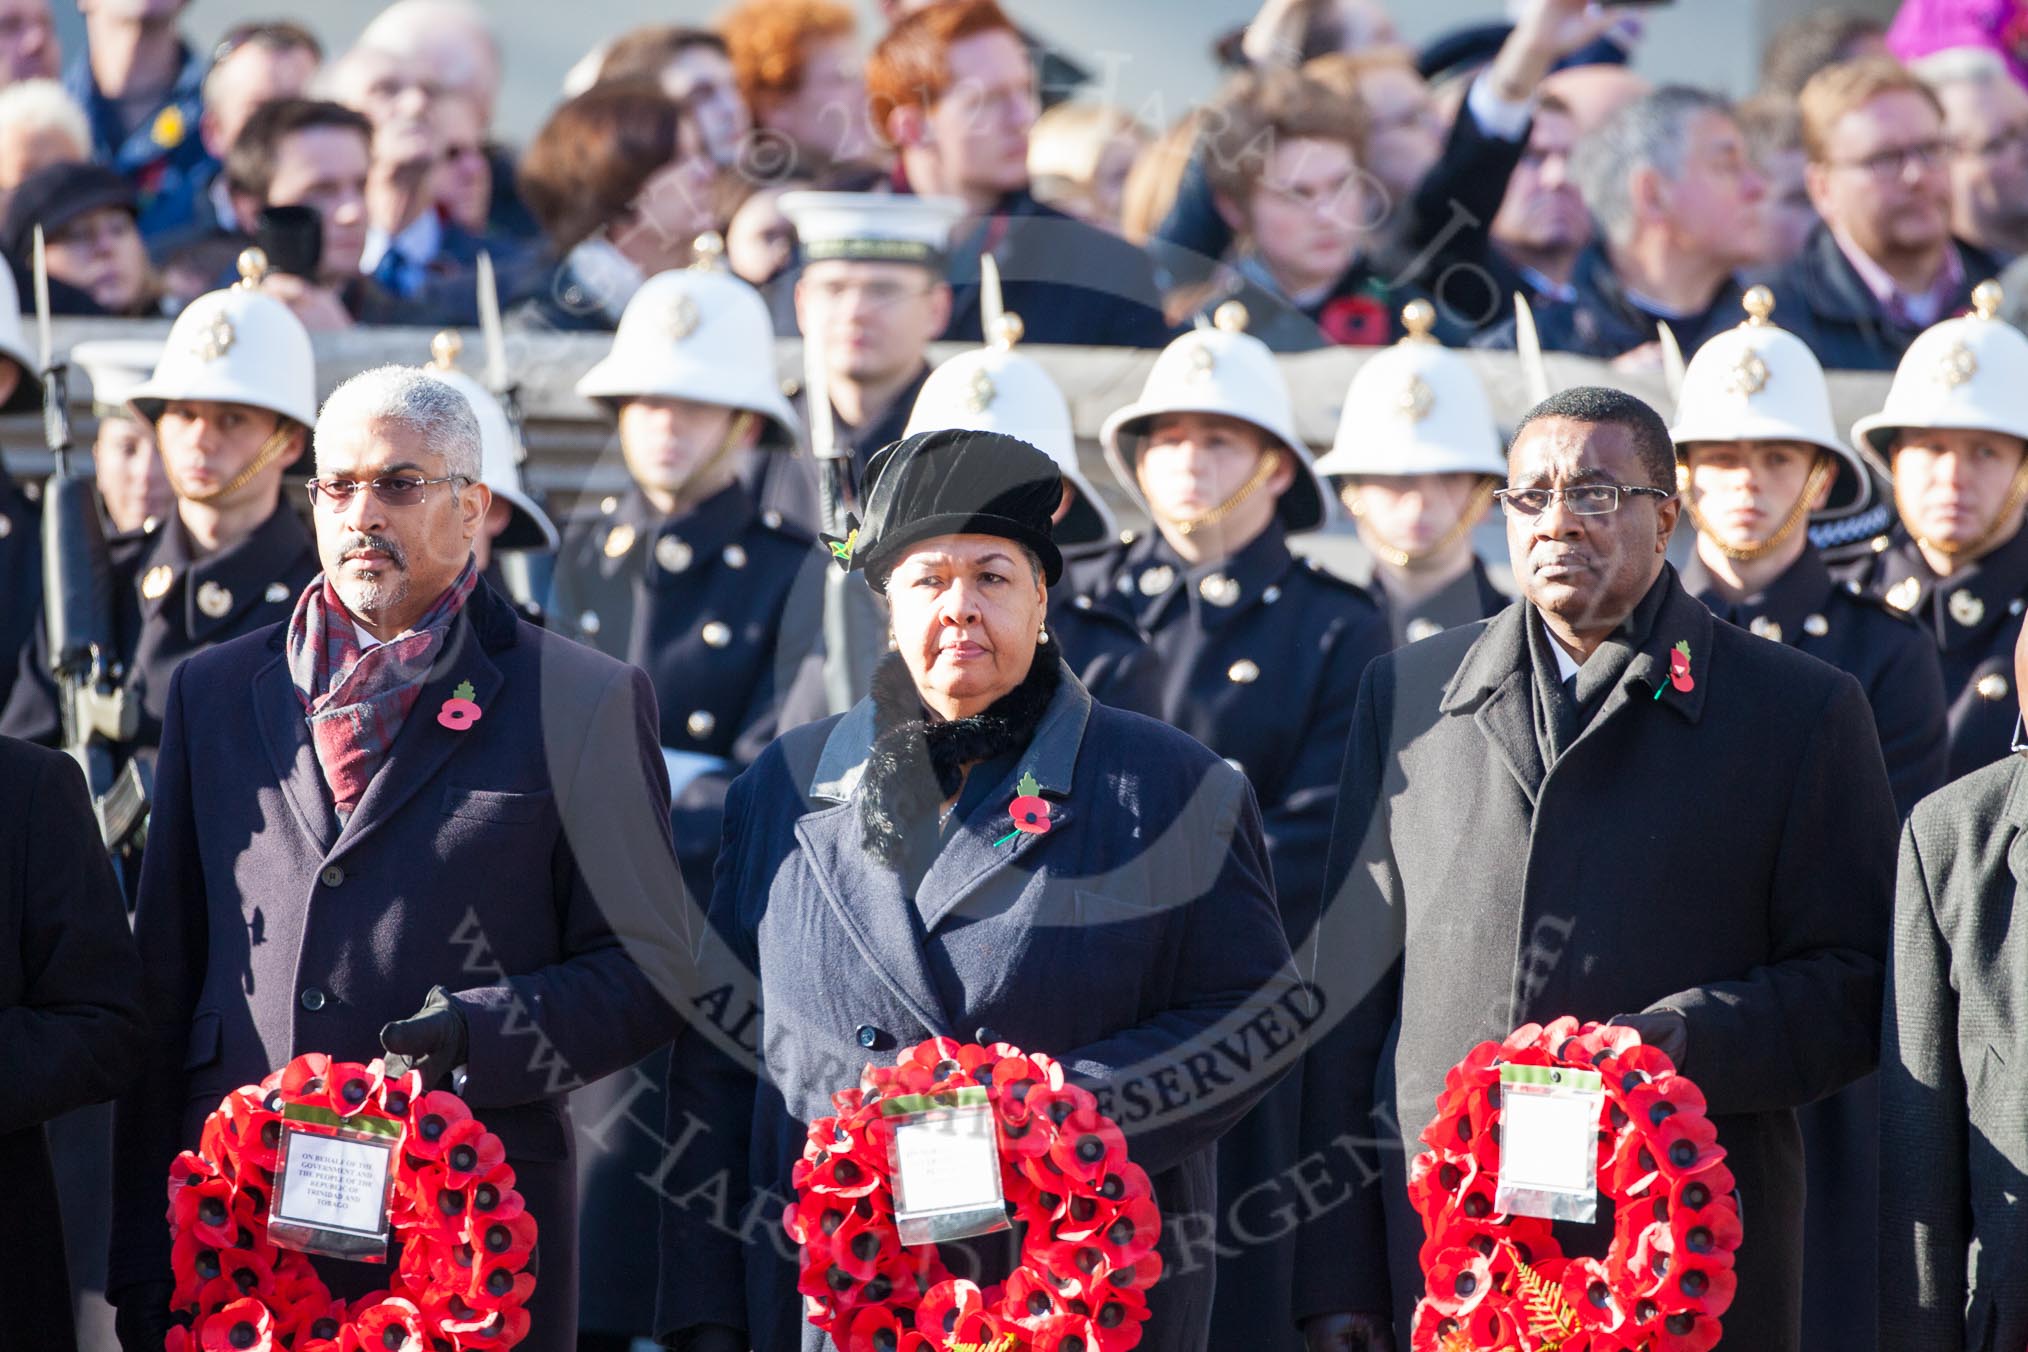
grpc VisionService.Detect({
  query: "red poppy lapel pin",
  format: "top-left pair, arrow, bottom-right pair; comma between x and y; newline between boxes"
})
1654,641 -> 1694,700
437,680 -> 483,731
993,771 -> 1052,847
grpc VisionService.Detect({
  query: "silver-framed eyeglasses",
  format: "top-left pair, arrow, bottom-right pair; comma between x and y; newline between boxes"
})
305,475 -> 470,509
1494,484 -> 1675,517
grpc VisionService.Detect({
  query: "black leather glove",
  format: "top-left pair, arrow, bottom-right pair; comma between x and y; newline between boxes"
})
380,985 -> 469,1089
1608,1009 -> 1690,1066
111,1279 -> 177,1352
669,1323 -> 747,1352
1301,1312 -> 1396,1352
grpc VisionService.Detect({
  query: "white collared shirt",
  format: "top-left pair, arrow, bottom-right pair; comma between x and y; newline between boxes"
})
1539,616 -> 1582,683
360,209 -> 444,278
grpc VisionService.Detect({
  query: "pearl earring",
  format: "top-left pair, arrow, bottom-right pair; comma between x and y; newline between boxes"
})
1037,626 -> 1050,645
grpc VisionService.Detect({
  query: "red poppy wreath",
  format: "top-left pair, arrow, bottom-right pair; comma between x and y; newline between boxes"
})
163,1053 -> 536,1351
788,1037 -> 1161,1352
1409,1018 -> 1742,1352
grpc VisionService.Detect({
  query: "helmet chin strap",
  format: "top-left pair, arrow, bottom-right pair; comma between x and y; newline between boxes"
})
172,420 -> 302,506
1680,455 -> 1833,564
1909,454 -> 2028,563
1342,477 -> 1496,570
667,410 -> 758,510
1151,447 -> 1283,538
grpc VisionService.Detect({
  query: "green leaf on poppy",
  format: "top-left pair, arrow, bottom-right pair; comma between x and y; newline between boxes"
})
1674,641 -> 1692,659
453,680 -> 476,702
1016,770 -> 1040,798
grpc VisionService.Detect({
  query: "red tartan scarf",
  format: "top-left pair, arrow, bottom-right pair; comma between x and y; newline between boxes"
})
285,560 -> 479,816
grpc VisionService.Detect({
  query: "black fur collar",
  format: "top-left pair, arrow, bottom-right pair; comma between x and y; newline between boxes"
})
857,648 -> 1062,868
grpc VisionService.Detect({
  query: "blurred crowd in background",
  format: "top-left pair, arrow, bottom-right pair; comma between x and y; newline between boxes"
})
4,0 -> 2027,373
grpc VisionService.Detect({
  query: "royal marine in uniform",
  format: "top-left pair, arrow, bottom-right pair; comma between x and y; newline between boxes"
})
1315,300 -> 1511,648
903,305 -> 1161,715
1675,287 -> 1949,818
1854,281 -> 2028,782
554,245 -> 823,1352
1671,285 -> 1951,1352
558,246 -> 825,884
1080,302 -> 1389,1351
0,254 -> 319,772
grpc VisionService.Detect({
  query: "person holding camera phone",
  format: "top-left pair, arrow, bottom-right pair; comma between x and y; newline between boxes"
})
218,97 -> 416,329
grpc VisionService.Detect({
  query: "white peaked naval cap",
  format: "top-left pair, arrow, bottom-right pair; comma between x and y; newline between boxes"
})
71,339 -> 164,418
778,191 -> 965,269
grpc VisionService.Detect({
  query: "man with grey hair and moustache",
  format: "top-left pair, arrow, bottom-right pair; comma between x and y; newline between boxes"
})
1480,86 -> 1767,361
107,365 -> 689,1352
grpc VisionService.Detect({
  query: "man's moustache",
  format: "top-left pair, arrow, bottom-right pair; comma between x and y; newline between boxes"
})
338,533 -> 407,566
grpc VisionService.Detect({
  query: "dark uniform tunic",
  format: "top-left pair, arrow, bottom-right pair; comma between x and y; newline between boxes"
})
1687,549 -> 1948,819
1369,554 -> 1510,650
1858,522 -> 2028,782
548,478 -> 823,1345
1078,522 -> 1388,940
0,503 -> 317,764
769,549 -> 1165,731
0,464 -> 40,716
753,366 -> 933,538
1685,546 -> 1950,1352
1047,579 -> 1163,718
1075,520 -> 1389,1350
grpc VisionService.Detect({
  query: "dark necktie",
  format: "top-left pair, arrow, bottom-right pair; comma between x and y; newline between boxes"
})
1552,672 -> 1582,755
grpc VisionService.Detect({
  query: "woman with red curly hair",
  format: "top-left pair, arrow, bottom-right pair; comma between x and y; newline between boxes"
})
720,0 -> 879,175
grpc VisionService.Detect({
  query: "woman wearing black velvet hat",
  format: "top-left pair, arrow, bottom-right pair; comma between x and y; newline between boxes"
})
655,428 -> 1302,1352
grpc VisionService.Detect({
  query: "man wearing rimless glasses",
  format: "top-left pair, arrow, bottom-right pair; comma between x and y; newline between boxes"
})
1300,386 -> 1896,1352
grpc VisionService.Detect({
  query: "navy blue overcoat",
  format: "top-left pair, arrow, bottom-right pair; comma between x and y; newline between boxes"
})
108,581 -> 691,1349
655,661 -> 1304,1352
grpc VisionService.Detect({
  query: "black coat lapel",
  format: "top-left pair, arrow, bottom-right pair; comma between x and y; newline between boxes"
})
1578,573 -> 1712,739
1474,673 -> 1547,804
1443,603 -> 1546,802
253,647 -> 338,852
915,776 -> 1076,932
913,672 -> 1090,930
